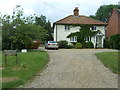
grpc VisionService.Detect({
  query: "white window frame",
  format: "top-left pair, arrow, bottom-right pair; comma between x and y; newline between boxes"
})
65,25 -> 70,30
70,36 -> 77,42
85,37 -> 91,42
91,26 -> 96,30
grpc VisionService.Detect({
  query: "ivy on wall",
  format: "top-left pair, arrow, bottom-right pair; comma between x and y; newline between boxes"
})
67,24 -> 97,43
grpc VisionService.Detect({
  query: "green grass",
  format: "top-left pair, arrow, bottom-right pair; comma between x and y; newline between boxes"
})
2,50 -> 49,88
95,52 -> 119,74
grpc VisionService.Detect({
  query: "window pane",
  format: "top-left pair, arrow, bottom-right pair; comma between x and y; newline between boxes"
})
92,26 -> 94,30
70,37 -> 73,41
65,25 -> 67,30
68,26 -> 70,30
90,37 -> 91,41
74,36 -> 77,41
91,26 -> 96,30
94,26 -> 96,30
65,25 -> 70,30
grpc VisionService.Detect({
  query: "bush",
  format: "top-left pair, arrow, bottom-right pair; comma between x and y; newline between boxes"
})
75,42 -> 82,49
57,40 -> 68,48
85,41 -> 94,48
81,42 -> 86,48
110,34 -> 120,50
104,39 -> 110,48
71,42 -> 76,46
66,44 -> 75,49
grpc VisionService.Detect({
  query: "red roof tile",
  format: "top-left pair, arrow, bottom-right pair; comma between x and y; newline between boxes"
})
54,15 -> 107,25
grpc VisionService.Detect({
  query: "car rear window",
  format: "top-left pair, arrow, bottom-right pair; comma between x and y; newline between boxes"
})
48,41 -> 56,43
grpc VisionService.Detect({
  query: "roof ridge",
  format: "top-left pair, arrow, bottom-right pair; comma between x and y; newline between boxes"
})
54,14 -> 107,25
54,15 -> 72,24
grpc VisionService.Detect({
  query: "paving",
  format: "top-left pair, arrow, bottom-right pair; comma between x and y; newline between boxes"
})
22,48 -> 118,88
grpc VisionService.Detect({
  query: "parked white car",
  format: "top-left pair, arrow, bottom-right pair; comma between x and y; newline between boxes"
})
45,41 -> 59,50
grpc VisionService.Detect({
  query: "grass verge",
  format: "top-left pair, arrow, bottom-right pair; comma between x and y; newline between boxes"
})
2,50 -> 49,88
95,52 -> 119,74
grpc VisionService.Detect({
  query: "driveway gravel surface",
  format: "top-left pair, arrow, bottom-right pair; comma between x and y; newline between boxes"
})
22,48 -> 118,88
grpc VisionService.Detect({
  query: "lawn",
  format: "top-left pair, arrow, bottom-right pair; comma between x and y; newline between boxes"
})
2,50 -> 49,88
95,52 -> 119,74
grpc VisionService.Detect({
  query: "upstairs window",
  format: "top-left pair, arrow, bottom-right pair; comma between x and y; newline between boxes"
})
91,26 -> 96,30
65,25 -> 70,30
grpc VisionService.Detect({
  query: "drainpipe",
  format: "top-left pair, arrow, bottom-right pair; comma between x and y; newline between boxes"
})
94,36 -> 96,48
56,25 -> 57,42
102,36 -> 103,48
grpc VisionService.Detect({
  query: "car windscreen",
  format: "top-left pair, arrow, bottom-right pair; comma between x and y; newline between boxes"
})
48,41 -> 56,43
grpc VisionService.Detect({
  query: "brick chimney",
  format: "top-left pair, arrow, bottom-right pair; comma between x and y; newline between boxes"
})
74,7 -> 79,16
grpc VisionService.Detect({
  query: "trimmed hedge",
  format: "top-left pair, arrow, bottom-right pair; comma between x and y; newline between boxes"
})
104,39 -> 110,48
82,41 -> 94,48
110,34 -> 120,50
75,42 -> 82,49
85,41 -> 94,48
66,44 -> 75,49
57,40 -> 68,48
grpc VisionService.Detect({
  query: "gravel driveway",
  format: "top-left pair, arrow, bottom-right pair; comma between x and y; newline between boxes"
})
23,48 -> 118,88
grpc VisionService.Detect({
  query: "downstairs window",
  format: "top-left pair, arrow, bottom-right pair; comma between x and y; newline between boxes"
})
70,36 -> 77,42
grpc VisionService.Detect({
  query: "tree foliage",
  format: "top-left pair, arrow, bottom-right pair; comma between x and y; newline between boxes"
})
35,15 -> 53,41
2,5 -> 49,50
90,4 -> 120,22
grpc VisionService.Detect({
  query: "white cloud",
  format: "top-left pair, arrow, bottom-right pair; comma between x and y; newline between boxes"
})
23,9 -> 35,15
0,0 -> 119,23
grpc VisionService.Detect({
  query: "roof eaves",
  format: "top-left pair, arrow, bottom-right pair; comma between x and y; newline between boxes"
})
54,23 -> 107,26
54,15 -> 72,24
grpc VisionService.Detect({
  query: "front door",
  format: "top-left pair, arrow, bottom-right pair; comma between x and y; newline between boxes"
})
96,36 -> 102,48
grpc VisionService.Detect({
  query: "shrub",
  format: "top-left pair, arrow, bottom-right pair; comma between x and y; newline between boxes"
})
81,42 -> 86,48
104,39 -> 110,48
57,40 -> 68,48
66,44 -> 75,49
71,42 -> 76,46
75,42 -> 82,49
85,41 -> 94,48
110,34 -> 120,50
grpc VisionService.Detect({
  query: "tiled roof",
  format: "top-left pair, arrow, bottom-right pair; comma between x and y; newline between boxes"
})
54,15 -> 107,25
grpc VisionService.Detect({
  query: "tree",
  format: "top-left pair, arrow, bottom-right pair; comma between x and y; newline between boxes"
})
89,15 -> 97,19
2,5 -> 48,50
95,4 -> 120,22
35,15 -> 53,41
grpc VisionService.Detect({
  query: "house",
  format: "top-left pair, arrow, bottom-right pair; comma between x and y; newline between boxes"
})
53,7 -> 107,48
106,9 -> 120,39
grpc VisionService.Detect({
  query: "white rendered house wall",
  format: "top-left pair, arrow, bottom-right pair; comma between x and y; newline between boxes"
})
54,25 -> 106,48
54,25 -> 80,42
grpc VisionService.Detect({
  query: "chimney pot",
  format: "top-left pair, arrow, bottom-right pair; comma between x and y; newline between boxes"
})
74,7 -> 79,16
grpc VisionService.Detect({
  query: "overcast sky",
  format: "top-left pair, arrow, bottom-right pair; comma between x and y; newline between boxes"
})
0,0 -> 119,23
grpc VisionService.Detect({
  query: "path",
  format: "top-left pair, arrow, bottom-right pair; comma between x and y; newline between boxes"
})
22,48 -> 118,88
